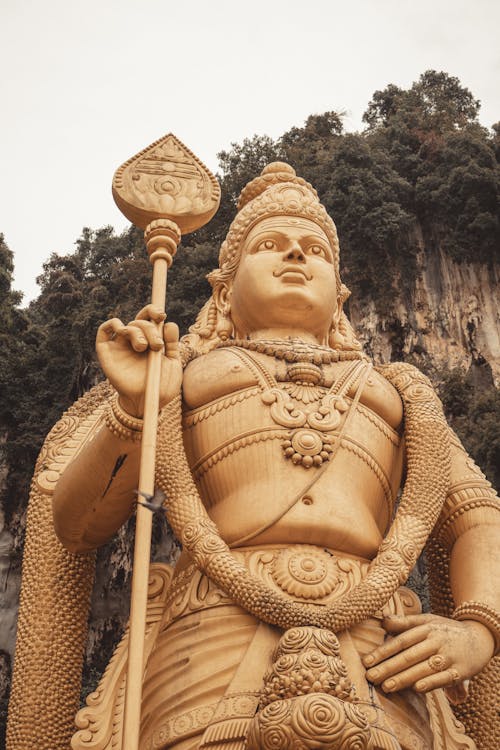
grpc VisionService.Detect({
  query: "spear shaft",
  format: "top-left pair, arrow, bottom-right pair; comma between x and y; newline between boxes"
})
111,134 -> 220,750
122,221 -> 180,750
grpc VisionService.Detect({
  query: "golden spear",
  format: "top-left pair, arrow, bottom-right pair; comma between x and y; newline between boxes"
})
112,134 -> 220,750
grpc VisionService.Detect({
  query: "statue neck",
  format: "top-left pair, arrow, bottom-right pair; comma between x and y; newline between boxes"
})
240,327 -> 328,346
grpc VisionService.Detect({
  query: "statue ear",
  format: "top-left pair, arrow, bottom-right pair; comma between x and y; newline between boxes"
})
213,284 -> 234,341
213,283 -> 231,315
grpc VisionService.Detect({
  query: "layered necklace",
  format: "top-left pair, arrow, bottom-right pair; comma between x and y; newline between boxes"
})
217,337 -> 366,369
218,339 -> 369,469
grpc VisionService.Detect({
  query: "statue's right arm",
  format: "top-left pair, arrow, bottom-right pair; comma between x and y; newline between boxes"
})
52,305 -> 183,553
52,422 -> 142,553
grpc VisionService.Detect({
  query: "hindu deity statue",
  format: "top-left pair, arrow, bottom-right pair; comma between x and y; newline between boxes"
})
7,164 -> 500,750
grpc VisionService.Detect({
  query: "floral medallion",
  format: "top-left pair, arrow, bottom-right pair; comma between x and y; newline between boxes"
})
272,547 -> 340,599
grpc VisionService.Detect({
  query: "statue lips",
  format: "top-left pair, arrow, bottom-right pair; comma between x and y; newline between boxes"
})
273,265 -> 312,283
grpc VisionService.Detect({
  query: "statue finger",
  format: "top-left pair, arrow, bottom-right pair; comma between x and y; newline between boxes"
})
128,320 -> 164,351
415,668 -> 462,694
163,322 -> 180,359
380,654 -> 452,693
96,318 -> 125,344
362,625 -> 429,668
365,639 -> 437,684
135,304 -> 166,323
382,614 -> 436,633
120,325 -> 150,352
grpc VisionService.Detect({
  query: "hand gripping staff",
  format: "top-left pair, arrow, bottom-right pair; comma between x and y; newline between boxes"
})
112,134 -> 220,750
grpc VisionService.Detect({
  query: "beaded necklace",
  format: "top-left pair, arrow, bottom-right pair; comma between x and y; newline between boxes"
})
217,337 -> 366,366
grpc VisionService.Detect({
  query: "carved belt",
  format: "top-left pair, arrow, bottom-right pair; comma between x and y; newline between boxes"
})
160,545 -> 421,631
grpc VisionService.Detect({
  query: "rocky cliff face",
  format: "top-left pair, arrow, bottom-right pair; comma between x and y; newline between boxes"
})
350,247 -> 499,386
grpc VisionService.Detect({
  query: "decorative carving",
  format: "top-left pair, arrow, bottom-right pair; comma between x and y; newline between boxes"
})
159,547 -> 423,631
191,428 -> 285,480
356,402 -> 401,446
36,393 -> 109,494
247,627 -> 371,750
254,359 -> 366,468
426,690 -> 476,750
453,602 -> 500,655
218,337 -> 366,364
182,386 -> 261,428
271,547 -> 341,600
156,359 -> 451,635
282,429 -> 334,468
112,133 -> 220,232
262,387 -> 309,428
7,382 -> 113,750
339,437 -> 393,510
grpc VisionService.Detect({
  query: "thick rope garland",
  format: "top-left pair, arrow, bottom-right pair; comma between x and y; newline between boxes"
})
156,362 -> 451,632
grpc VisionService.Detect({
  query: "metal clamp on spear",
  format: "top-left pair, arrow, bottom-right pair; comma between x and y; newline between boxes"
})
112,134 -> 220,750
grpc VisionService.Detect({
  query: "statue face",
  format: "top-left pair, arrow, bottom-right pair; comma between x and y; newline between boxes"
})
228,216 -> 338,340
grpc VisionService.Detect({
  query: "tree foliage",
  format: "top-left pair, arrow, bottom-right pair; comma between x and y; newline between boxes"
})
363,70 -> 480,135
363,71 -> 500,265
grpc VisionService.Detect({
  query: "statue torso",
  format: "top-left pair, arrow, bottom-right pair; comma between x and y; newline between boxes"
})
182,347 -> 404,559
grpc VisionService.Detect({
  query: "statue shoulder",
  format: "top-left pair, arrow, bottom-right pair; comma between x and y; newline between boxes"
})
375,362 -> 438,396
360,366 -> 403,430
183,348 -> 258,409
374,361 -> 444,412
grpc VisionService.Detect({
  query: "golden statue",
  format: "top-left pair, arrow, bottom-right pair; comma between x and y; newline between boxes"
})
7,162 -> 500,750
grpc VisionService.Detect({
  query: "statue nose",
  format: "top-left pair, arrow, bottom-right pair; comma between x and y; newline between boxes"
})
284,243 -> 305,261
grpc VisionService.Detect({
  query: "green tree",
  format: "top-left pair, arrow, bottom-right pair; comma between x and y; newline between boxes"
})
415,126 -> 500,262
363,71 -> 499,265
363,70 -> 480,138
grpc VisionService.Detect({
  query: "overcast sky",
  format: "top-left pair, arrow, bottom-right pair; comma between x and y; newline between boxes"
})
2,0 -> 499,302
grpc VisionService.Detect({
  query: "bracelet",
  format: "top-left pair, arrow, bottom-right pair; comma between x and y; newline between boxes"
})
111,394 -> 144,430
453,601 -> 500,655
104,394 -> 143,443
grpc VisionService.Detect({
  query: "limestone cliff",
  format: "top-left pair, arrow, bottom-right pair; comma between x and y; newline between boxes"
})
350,245 -> 499,387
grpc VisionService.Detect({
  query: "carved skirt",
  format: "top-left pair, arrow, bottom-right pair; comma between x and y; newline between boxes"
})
137,545 -> 460,750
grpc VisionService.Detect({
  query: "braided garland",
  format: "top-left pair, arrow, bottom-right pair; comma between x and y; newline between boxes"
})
155,362 -> 451,632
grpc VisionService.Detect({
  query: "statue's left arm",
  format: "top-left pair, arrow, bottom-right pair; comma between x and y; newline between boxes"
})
363,421 -> 500,695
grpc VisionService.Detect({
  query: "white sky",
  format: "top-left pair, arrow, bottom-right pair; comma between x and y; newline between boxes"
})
2,0 -> 499,303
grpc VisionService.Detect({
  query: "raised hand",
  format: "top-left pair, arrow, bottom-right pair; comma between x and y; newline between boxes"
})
96,304 -> 183,418
363,613 -> 495,697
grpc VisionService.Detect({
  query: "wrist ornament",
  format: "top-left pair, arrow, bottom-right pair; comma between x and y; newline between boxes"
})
453,601 -> 500,655
105,393 -> 143,442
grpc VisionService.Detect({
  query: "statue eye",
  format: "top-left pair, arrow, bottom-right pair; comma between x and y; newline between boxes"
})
309,244 -> 327,257
257,239 -> 278,251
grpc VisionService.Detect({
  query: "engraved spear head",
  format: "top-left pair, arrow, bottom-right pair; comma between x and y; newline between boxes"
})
112,133 -> 221,233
